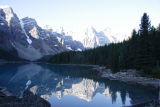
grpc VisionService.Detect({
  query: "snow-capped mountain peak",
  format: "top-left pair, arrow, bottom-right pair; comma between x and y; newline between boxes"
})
0,6 -> 14,26
84,26 -> 97,37
48,25 -> 129,48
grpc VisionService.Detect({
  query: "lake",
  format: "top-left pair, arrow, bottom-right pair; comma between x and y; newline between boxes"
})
0,63 -> 158,107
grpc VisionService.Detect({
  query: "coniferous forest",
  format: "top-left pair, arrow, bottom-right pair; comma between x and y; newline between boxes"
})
48,13 -> 160,77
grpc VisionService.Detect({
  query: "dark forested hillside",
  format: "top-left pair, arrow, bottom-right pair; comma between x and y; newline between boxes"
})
48,13 -> 160,75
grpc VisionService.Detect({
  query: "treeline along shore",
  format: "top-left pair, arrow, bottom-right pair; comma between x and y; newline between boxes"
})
48,13 -> 160,78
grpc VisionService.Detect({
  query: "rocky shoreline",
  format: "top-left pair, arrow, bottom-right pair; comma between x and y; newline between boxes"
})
0,88 -> 51,107
95,67 -> 160,88
95,67 -> 160,107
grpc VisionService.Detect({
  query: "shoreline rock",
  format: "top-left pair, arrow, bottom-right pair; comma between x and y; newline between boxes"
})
0,88 -> 51,107
96,67 -> 160,106
96,67 -> 160,88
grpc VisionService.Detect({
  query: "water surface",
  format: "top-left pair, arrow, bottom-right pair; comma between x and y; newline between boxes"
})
0,63 -> 158,107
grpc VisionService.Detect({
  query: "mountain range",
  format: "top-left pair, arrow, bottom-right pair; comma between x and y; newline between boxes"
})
0,6 -> 129,61
48,25 -> 129,48
0,6 -> 84,61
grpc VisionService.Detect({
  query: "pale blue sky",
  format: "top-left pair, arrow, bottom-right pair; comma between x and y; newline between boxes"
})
1,0 -> 160,35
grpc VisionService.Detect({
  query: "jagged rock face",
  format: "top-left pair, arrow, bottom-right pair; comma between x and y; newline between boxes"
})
43,26 -> 84,51
0,6 -> 29,57
63,36 -> 84,51
51,26 -> 123,49
83,26 -> 111,48
22,17 -> 40,39
0,7 -> 45,61
21,17 -> 66,56
0,6 -> 84,61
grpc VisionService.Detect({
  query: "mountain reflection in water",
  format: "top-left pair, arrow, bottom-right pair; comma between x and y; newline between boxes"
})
0,63 -> 158,107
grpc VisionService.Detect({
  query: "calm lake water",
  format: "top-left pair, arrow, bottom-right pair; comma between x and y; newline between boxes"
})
0,63 -> 158,107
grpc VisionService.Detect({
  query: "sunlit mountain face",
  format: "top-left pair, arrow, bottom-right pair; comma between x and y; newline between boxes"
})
0,63 -> 158,107
47,25 -> 129,48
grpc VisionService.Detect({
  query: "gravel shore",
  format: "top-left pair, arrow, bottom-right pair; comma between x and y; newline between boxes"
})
95,67 -> 160,88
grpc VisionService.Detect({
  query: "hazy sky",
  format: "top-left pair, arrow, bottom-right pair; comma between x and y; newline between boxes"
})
1,0 -> 160,35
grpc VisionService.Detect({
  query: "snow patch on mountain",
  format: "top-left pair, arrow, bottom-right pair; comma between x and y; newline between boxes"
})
0,23 -> 4,26
0,6 -> 14,26
76,48 -> 82,51
20,20 -> 32,44
66,46 -> 72,50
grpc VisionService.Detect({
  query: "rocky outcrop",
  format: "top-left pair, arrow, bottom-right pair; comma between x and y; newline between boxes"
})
0,88 -> 51,107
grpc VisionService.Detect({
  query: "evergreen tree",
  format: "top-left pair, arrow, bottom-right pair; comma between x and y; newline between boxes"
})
139,13 -> 151,35
137,13 -> 154,72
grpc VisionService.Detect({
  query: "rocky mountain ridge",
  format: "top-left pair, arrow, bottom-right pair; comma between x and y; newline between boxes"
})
50,25 -> 129,48
0,6 -> 84,61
